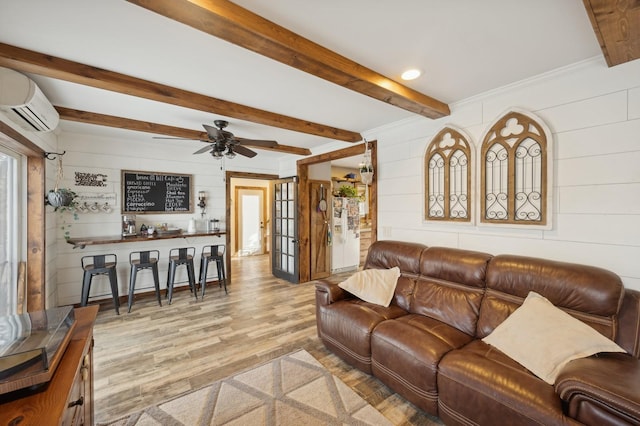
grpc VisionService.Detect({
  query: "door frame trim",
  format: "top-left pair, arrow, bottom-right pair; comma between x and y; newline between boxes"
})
234,185 -> 267,256
296,140 -> 377,283
225,171 -> 279,282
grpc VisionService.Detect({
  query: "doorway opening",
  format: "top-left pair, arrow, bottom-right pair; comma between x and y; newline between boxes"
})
296,141 -> 377,283
225,171 -> 279,282
234,185 -> 267,257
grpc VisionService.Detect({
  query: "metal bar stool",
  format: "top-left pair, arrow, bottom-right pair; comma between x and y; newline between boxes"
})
166,247 -> 196,304
198,244 -> 227,298
128,250 -> 162,313
81,254 -> 119,314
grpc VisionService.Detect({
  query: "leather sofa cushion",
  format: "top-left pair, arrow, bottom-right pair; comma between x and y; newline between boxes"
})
420,246 -> 492,288
316,299 -> 407,373
371,314 -> 474,415
478,254 -> 624,339
405,247 -> 491,336
364,240 -> 426,275
438,340 -> 577,426
410,276 -> 484,336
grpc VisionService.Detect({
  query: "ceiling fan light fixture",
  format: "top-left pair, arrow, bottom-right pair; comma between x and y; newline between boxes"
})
212,150 -> 224,159
401,68 -> 421,81
225,146 -> 236,159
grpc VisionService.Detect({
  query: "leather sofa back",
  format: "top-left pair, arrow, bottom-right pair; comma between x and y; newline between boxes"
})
365,240 -> 427,311
364,240 -> 425,274
617,290 -> 640,357
363,241 -> 639,357
477,254 -> 625,340
410,247 -> 492,336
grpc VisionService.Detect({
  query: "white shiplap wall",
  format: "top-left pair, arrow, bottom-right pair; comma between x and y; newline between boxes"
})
53,131 -> 280,307
366,57 -> 640,291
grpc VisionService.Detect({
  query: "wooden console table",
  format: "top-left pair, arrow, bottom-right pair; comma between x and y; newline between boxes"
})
66,230 -> 226,249
0,305 -> 99,426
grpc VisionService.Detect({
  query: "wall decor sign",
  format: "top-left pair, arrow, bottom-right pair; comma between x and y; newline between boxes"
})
74,171 -> 108,187
121,170 -> 193,214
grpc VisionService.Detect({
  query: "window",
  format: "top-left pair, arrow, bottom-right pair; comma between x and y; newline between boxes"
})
424,127 -> 472,222
0,146 -> 21,316
480,110 -> 550,226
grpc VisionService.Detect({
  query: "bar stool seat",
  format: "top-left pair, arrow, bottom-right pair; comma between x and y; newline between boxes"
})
198,244 -> 227,298
81,254 -> 119,315
128,250 -> 162,313
166,247 -> 197,304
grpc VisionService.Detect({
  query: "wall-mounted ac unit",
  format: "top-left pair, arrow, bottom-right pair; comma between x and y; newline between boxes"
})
0,66 -> 59,132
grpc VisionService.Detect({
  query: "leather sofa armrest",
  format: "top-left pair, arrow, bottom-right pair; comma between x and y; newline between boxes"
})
315,280 -> 351,306
555,353 -> 640,425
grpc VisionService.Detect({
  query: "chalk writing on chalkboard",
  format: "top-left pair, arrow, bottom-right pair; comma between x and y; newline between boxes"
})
121,170 -> 193,214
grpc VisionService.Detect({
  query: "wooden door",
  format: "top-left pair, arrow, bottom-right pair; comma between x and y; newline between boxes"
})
310,180 -> 331,279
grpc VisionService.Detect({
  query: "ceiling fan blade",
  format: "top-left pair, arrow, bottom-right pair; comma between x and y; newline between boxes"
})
203,124 -> 224,140
232,144 -> 258,158
153,136 -> 201,141
233,137 -> 278,147
193,144 -> 214,154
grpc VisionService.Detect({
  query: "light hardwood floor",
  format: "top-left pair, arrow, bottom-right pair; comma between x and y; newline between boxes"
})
92,254 -> 442,425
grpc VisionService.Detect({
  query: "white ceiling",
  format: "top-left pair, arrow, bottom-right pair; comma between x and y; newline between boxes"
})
0,0 -> 602,162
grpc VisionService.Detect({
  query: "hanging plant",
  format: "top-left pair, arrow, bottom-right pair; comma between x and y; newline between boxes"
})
47,188 -> 78,210
44,153 -> 79,240
359,139 -> 374,185
46,154 -> 78,211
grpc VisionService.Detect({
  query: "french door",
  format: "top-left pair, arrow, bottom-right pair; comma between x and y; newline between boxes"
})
271,177 -> 298,283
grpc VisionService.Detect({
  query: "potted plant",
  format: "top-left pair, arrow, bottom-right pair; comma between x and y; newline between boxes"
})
337,185 -> 359,198
47,187 -> 78,210
45,154 -> 79,239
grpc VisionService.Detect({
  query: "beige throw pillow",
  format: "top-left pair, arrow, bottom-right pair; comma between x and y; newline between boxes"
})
482,291 -> 625,385
338,267 -> 401,307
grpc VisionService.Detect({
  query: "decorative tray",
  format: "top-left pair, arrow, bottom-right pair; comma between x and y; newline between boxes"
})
156,228 -> 182,236
0,306 -> 76,395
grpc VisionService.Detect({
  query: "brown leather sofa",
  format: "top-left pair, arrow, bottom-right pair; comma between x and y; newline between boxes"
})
315,240 -> 640,425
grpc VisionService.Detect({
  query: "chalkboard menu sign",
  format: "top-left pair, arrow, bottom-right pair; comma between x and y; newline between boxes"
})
121,170 -> 193,214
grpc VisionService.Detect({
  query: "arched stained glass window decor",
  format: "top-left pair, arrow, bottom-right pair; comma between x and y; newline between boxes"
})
424,126 -> 472,222
480,110 -> 550,226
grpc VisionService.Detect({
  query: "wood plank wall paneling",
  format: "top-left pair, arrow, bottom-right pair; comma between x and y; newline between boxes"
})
374,59 -> 640,291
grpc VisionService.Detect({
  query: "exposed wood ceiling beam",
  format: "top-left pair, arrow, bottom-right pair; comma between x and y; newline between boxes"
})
582,0 -> 640,67
0,43 -> 361,142
55,106 -> 312,156
126,0 -> 451,119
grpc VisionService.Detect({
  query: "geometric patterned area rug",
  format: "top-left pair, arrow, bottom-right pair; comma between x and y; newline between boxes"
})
99,350 -> 392,426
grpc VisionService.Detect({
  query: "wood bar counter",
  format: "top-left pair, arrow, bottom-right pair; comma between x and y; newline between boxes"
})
66,230 -> 226,249
0,305 -> 99,426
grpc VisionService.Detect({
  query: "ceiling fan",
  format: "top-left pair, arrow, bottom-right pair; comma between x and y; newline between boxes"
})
155,120 -> 278,159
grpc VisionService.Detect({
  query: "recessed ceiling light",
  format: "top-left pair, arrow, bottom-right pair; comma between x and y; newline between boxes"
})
401,69 -> 421,81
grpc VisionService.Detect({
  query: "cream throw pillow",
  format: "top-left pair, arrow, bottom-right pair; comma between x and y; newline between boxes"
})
338,267 -> 401,307
482,291 -> 625,385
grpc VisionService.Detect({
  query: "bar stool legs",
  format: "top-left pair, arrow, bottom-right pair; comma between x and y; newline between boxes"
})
199,245 -> 227,299
166,247 -> 197,304
81,254 -> 120,315
128,250 -> 162,313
